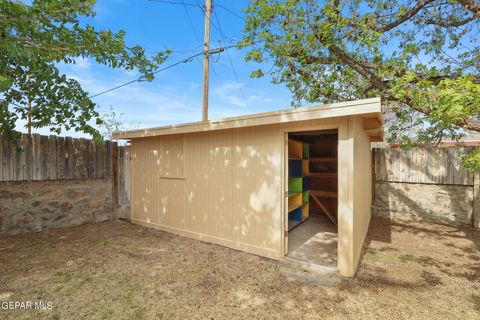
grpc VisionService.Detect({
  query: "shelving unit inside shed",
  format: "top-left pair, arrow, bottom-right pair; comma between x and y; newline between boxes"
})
288,131 -> 338,228
287,140 -> 310,231
305,135 -> 338,225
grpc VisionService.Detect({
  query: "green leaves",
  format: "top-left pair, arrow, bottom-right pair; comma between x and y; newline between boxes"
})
460,149 -> 480,172
0,0 -> 169,144
243,0 -> 480,169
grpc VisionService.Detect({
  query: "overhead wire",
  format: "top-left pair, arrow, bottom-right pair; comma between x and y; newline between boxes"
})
88,51 -> 203,98
88,45 -> 236,99
148,0 -> 198,7
91,1 -> 250,99
212,3 -> 247,104
149,0 -> 247,97
180,0 -> 226,91
149,0 -> 247,22
216,4 -> 245,21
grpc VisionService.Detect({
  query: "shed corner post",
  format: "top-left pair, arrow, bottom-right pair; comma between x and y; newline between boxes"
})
337,117 -> 355,277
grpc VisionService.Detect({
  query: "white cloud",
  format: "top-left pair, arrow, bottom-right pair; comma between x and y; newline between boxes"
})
188,82 -> 200,90
74,58 -> 91,69
214,82 -> 248,107
213,82 -> 280,109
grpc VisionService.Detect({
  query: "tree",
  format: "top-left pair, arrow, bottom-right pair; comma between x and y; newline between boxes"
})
0,0 -> 169,143
242,0 -> 480,168
99,107 -> 139,141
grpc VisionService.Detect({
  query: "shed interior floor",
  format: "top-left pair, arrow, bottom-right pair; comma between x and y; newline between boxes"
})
286,215 -> 337,268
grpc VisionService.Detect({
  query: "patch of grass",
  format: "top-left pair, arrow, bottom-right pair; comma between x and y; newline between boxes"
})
156,311 -> 174,320
78,276 -> 93,287
398,253 -> 420,263
99,308 -> 114,320
131,308 -> 147,320
471,294 -> 480,311
51,313 -> 61,320
1,219 -> 479,320
365,248 -> 420,264
421,271 -> 442,286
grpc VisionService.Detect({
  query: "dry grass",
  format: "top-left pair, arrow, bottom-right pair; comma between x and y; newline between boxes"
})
0,218 -> 479,319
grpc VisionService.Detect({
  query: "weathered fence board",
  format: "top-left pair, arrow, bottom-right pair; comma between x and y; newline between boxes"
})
0,134 -> 116,182
374,147 -> 474,186
117,146 -> 131,220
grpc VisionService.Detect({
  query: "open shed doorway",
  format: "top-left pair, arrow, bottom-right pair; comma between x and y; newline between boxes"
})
286,130 -> 338,268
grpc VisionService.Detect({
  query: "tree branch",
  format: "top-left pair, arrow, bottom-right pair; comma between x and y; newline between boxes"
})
378,0 -> 435,32
457,0 -> 480,18
425,16 -> 476,27
326,44 -> 390,92
309,22 -> 388,92
287,52 -> 334,65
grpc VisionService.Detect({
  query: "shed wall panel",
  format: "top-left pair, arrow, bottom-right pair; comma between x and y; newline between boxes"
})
130,117 -> 345,260
130,126 -> 284,258
353,117 -> 373,270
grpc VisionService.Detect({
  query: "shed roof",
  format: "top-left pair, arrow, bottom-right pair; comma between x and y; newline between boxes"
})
113,97 -> 383,140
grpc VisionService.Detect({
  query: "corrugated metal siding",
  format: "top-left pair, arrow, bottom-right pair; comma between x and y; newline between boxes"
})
130,117 -> 347,259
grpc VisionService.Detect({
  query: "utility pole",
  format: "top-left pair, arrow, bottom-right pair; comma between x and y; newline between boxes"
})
202,0 -> 212,121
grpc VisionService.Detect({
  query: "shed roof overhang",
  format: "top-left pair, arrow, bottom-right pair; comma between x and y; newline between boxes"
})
113,97 -> 383,141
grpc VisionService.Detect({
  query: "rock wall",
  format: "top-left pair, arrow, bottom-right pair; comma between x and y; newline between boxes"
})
0,179 -> 113,236
373,182 -> 473,225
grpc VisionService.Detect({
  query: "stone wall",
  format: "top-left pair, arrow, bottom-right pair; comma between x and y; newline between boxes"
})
373,182 -> 473,225
0,179 -> 113,236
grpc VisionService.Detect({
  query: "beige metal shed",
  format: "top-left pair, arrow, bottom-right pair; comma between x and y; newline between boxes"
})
114,97 -> 383,277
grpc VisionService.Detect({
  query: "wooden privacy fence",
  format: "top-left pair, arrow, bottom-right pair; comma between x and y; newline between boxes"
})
0,134 -> 116,181
373,146 -> 474,186
373,146 -> 479,228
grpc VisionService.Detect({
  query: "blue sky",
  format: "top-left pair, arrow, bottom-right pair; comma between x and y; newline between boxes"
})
33,0 -> 294,137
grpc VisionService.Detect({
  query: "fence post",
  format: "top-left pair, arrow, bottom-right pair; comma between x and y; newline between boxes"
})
112,142 -> 119,220
474,169 -> 480,229
371,148 -> 376,205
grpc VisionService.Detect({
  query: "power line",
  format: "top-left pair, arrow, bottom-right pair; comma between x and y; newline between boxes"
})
192,0 -> 223,35
149,0 -> 246,22
88,53 -> 202,98
148,0 -> 199,7
212,5 -> 247,103
89,46 -> 234,99
150,0 -> 229,96
193,55 -> 225,93
209,60 -> 226,93
193,1 -> 245,22
181,0 -> 203,45
149,0 -> 246,94
216,4 -> 245,21
181,0 -> 226,91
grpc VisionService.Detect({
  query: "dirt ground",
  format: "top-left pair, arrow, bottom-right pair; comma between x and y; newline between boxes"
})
0,218 -> 479,320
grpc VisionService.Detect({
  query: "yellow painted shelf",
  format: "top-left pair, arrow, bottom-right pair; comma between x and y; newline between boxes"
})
288,140 -> 303,160
288,204 -> 302,213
